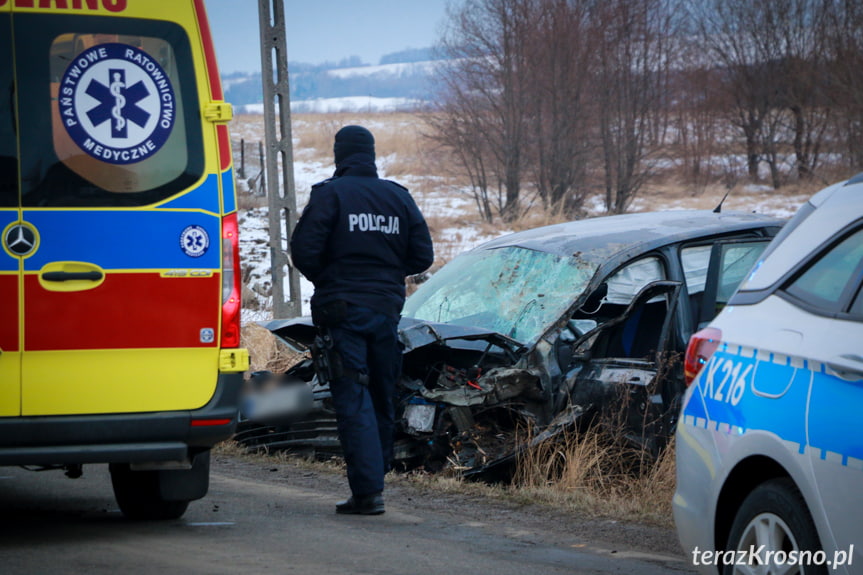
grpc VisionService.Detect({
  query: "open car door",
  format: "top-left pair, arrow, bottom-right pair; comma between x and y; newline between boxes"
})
564,280 -> 683,451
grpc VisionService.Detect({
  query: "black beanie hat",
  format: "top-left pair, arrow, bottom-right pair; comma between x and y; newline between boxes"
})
334,125 -> 375,166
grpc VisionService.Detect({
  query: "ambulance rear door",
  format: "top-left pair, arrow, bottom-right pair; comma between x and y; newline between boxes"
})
0,4 -> 20,416
12,7 -> 223,416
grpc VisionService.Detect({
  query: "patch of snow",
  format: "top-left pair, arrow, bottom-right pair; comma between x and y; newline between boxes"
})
239,97 -> 424,115
743,184 -> 775,193
326,60 -> 442,79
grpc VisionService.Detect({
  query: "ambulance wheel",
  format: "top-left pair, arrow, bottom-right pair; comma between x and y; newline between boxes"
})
109,464 -> 190,520
722,478 -> 825,575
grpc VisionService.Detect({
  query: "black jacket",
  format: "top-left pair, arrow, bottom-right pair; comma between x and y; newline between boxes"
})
289,154 -> 434,317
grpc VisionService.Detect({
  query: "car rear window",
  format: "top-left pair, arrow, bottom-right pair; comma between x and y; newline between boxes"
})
14,14 -> 203,207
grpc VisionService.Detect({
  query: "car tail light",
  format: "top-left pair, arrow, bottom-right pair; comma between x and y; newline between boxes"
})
221,213 -> 241,348
684,327 -> 722,386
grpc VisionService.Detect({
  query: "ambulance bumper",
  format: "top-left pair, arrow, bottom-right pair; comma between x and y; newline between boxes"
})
0,372 -> 243,466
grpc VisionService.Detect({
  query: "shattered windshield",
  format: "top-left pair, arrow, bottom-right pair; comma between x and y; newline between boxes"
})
402,246 -> 597,344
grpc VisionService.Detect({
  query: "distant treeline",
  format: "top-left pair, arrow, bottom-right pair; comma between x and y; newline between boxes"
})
223,48 -> 438,107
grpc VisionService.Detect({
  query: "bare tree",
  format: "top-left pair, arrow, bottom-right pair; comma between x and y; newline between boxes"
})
592,0 -> 676,214
669,62 -> 726,194
426,104 -> 496,222
689,0 -> 773,182
824,0 -> 863,169
690,0 -> 833,187
430,0 -> 533,222
524,0 -> 595,214
761,0 -> 831,180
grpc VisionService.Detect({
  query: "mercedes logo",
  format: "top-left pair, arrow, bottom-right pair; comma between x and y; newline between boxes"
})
4,223 -> 37,256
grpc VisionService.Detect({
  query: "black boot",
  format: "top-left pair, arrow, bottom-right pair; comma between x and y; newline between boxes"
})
335,493 -> 385,515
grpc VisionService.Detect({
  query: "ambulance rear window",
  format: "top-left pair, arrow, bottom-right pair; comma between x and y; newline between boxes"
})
0,14 -> 15,208
15,14 -> 204,207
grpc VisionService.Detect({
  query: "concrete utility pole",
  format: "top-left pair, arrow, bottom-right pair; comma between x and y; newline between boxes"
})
258,0 -> 301,318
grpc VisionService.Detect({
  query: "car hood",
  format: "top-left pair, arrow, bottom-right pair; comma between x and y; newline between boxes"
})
261,316 -> 525,356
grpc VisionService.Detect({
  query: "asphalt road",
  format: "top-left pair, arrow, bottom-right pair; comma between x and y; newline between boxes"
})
0,454 -> 695,575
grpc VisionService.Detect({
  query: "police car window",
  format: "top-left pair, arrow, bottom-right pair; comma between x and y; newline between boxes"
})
785,228 -> 863,312
15,15 -> 203,207
0,14 -> 16,207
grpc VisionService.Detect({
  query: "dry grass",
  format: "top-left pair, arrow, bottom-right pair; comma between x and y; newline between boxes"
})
635,176 -> 825,211
288,112 -> 436,176
507,202 -> 573,232
214,439 -> 348,472
241,322 -> 305,374
510,425 -> 677,526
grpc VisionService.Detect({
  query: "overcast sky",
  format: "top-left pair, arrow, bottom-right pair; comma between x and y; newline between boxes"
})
204,0 -> 457,74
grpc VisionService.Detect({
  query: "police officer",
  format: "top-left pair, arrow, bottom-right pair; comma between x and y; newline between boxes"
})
290,125 -> 434,515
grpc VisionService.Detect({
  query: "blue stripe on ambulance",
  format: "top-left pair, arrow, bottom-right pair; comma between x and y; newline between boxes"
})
0,210 -> 18,272
157,173 -> 220,214
683,344 -> 860,468
22,209 -> 220,270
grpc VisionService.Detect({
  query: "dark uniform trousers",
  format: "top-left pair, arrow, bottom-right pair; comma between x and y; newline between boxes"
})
327,305 -> 401,497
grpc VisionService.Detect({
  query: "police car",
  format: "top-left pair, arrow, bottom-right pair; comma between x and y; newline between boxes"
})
674,176 -> 863,574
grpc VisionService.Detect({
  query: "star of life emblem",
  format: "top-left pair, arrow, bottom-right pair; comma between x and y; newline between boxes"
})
180,225 -> 209,258
58,43 -> 176,165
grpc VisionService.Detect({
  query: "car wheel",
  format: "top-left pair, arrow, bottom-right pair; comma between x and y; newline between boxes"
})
723,478 -> 826,575
109,464 -> 190,520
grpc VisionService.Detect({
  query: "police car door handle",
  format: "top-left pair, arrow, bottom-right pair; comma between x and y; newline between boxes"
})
42,271 -> 103,282
839,353 -> 863,365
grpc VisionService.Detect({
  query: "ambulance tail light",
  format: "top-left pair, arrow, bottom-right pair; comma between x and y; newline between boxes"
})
684,327 -> 722,387
221,213 -> 241,348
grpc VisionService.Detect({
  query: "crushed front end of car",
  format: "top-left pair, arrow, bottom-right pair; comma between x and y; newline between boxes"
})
236,316 -> 548,477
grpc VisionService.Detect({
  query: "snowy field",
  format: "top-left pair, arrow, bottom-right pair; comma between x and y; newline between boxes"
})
232,113 -> 812,322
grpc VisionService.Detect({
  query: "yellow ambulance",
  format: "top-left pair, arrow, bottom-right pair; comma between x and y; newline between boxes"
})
0,0 -> 248,519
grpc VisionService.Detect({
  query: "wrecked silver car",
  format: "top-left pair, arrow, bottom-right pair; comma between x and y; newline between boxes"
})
237,210 -> 783,477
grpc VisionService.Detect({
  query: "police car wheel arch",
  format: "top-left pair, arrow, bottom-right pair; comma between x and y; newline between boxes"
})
724,478 -> 824,574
